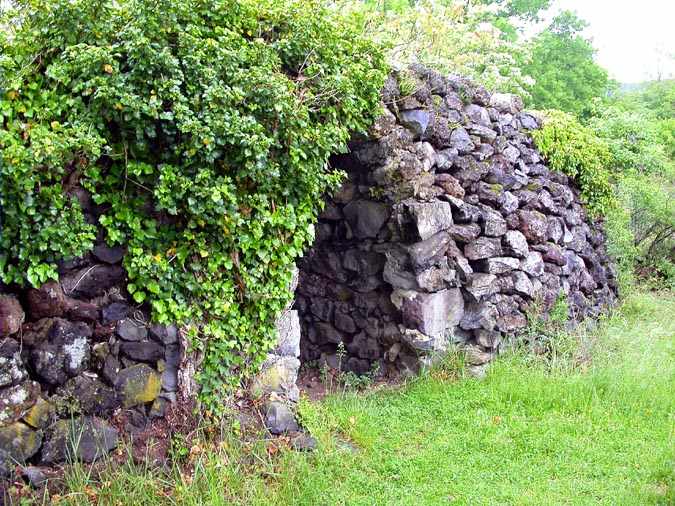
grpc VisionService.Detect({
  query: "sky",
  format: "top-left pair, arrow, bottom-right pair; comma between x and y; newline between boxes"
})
548,0 -> 675,83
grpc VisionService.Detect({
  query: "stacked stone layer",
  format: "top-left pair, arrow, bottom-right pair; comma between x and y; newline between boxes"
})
297,66 -> 618,376
0,244 -> 182,472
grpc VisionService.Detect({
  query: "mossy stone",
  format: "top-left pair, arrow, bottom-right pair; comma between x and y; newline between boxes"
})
0,422 -> 42,462
115,364 -> 161,408
22,397 -> 54,429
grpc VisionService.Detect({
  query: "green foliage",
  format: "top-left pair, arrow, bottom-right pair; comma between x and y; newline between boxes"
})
523,11 -> 611,117
587,80 -> 675,288
531,110 -> 614,215
0,0 -> 386,409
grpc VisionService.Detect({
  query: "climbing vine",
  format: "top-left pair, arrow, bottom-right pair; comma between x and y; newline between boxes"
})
0,0 -> 387,409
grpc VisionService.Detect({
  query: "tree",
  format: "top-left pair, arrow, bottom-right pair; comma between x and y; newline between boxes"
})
523,10 -> 611,117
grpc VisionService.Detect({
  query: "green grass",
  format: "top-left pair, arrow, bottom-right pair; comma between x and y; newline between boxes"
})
23,291 -> 675,505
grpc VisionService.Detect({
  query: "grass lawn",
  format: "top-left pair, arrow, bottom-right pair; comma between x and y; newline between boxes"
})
42,291 -> 675,505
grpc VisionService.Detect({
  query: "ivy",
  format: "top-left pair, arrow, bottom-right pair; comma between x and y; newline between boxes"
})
531,110 -> 614,216
0,0 -> 387,410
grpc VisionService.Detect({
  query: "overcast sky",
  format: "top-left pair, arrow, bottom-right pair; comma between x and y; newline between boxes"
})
550,0 -> 675,83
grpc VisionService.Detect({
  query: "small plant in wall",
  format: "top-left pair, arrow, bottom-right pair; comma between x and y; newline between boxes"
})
0,0 -> 387,412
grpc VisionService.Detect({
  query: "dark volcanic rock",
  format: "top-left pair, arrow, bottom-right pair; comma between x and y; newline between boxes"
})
41,416 -> 118,464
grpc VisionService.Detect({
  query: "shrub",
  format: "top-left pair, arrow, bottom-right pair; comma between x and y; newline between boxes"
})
0,0 -> 387,409
531,110 -> 614,215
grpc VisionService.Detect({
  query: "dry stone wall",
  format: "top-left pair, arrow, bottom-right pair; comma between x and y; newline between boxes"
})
296,66 -> 618,378
0,242 -> 183,473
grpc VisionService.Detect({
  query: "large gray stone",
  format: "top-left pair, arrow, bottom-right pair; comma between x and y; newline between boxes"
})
0,381 -> 40,426
0,295 -> 24,337
477,257 -> 520,275
343,200 -> 390,239
503,230 -> 529,258
518,210 -> 548,244
406,232 -> 452,270
406,201 -> 454,241
481,208 -> 507,237
464,237 -> 502,261
392,288 -> 464,338
460,302 -> 498,331
274,310 -> 301,358
520,251 -> 545,277
116,318 -> 148,342
464,273 -> 497,301
265,402 -> 299,435
399,109 -> 430,137
40,416 -> 118,464
450,127 -> 475,154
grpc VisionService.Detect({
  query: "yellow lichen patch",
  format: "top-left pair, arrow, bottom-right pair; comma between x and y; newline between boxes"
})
22,397 -> 54,429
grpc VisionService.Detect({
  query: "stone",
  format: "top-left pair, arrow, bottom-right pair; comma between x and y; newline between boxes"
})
475,329 -> 502,348
383,249 -> 418,290
92,243 -> 126,264
519,113 -> 539,130
464,273 -> 497,301
392,288 -> 464,338
343,200 -> 389,239
416,262 -> 456,292
61,264 -> 126,299
481,208 -> 507,237
22,398 -> 54,429
116,318 -> 148,341
101,302 -> 131,324
464,237 -> 502,261
450,127 -> 475,154
0,344 -> 27,388
512,271 -> 535,298
40,416 -> 118,464
149,323 -> 178,345
115,364 -> 161,408
434,173 -> 465,198
499,191 -> 519,214
334,312 -> 357,333
489,93 -> 523,114
251,355 -> 301,400
0,381 -> 40,426
518,210 -> 549,244
30,319 -> 92,386
464,104 -> 491,127
502,230 -> 529,258
405,201 -> 453,241
476,257 -> 520,275
399,109 -> 430,137
291,433 -> 318,452
120,341 -> 164,363
446,223 -> 481,243
21,466 -> 48,488
265,402 -> 299,435
464,346 -> 494,366
0,295 -> 24,337
460,302 -> 498,331
274,310 -> 301,358
65,299 -> 99,323
56,375 -> 117,415
0,422 -> 42,463
406,232 -> 453,271
26,282 -> 66,320
520,251 -> 545,277
161,368 -> 178,392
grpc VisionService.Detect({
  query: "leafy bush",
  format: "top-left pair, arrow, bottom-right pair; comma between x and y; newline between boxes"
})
0,0 -> 387,409
531,110 -> 614,215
